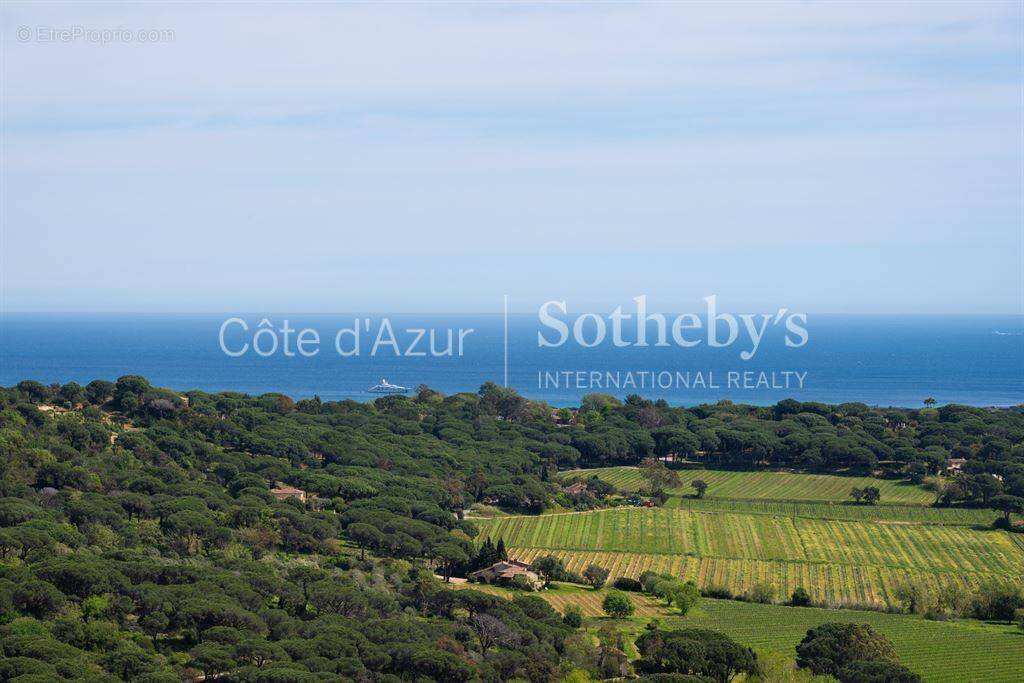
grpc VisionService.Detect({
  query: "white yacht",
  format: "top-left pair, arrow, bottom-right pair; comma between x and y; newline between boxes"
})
368,379 -> 412,394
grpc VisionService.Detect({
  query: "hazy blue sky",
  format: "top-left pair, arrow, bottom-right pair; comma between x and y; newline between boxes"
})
1,1 -> 1021,313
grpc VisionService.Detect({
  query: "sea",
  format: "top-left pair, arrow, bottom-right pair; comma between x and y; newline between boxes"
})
1,313 -> 1021,408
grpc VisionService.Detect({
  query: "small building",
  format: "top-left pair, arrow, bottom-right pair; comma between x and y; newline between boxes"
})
563,481 -> 589,496
270,484 -> 307,503
945,458 -> 967,474
550,408 -> 578,426
469,560 -> 542,589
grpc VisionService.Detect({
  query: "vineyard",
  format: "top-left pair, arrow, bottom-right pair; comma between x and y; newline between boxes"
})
502,547 -> 1021,608
476,507 -> 1024,607
667,497 -> 996,525
478,508 -> 1021,572
560,466 -> 937,504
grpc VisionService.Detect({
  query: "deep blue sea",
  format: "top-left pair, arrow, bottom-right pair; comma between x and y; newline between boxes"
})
1,313 -> 1022,407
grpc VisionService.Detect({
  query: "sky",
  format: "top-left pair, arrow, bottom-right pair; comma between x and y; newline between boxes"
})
1,1 -> 1022,314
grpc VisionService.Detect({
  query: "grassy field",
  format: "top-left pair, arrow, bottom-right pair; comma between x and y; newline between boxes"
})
560,466 -> 937,505
684,601 -> 1024,683
477,507 -> 1024,607
451,584 -> 1024,683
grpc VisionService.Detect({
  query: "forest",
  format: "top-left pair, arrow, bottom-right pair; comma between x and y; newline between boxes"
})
0,376 -> 1022,681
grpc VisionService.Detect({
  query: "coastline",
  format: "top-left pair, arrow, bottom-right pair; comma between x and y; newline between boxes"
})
2,312 -> 1022,408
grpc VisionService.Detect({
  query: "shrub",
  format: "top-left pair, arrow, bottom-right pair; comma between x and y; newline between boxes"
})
971,584 -> 1024,622
791,586 -> 812,607
639,570 -> 666,594
612,577 -> 643,592
602,591 -> 635,618
670,581 -> 700,616
701,585 -> 733,600
510,574 -> 535,591
582,564 -> 610,590
747,583 -> 774,604
563,604 -> 583,629
893,582 -> 935,615
652,579 -> 677,602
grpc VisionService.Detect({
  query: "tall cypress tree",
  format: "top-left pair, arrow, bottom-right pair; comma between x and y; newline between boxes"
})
474,537 -> 496,569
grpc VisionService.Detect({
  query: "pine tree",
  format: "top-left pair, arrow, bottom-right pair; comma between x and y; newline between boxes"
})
496,537 -> 507,561
474,537 -> 496,569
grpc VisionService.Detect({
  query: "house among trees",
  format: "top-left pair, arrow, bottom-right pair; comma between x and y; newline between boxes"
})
563,481 -> 589,495
269,483 -> 307,503
945,458 -> 967,474
550,407 -> 578,426
469,559 -> 542,589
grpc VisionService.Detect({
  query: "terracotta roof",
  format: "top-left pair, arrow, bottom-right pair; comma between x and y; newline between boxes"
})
470,560 -> 534,578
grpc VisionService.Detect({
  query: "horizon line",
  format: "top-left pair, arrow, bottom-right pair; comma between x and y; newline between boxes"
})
3,310 -> 1023,317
